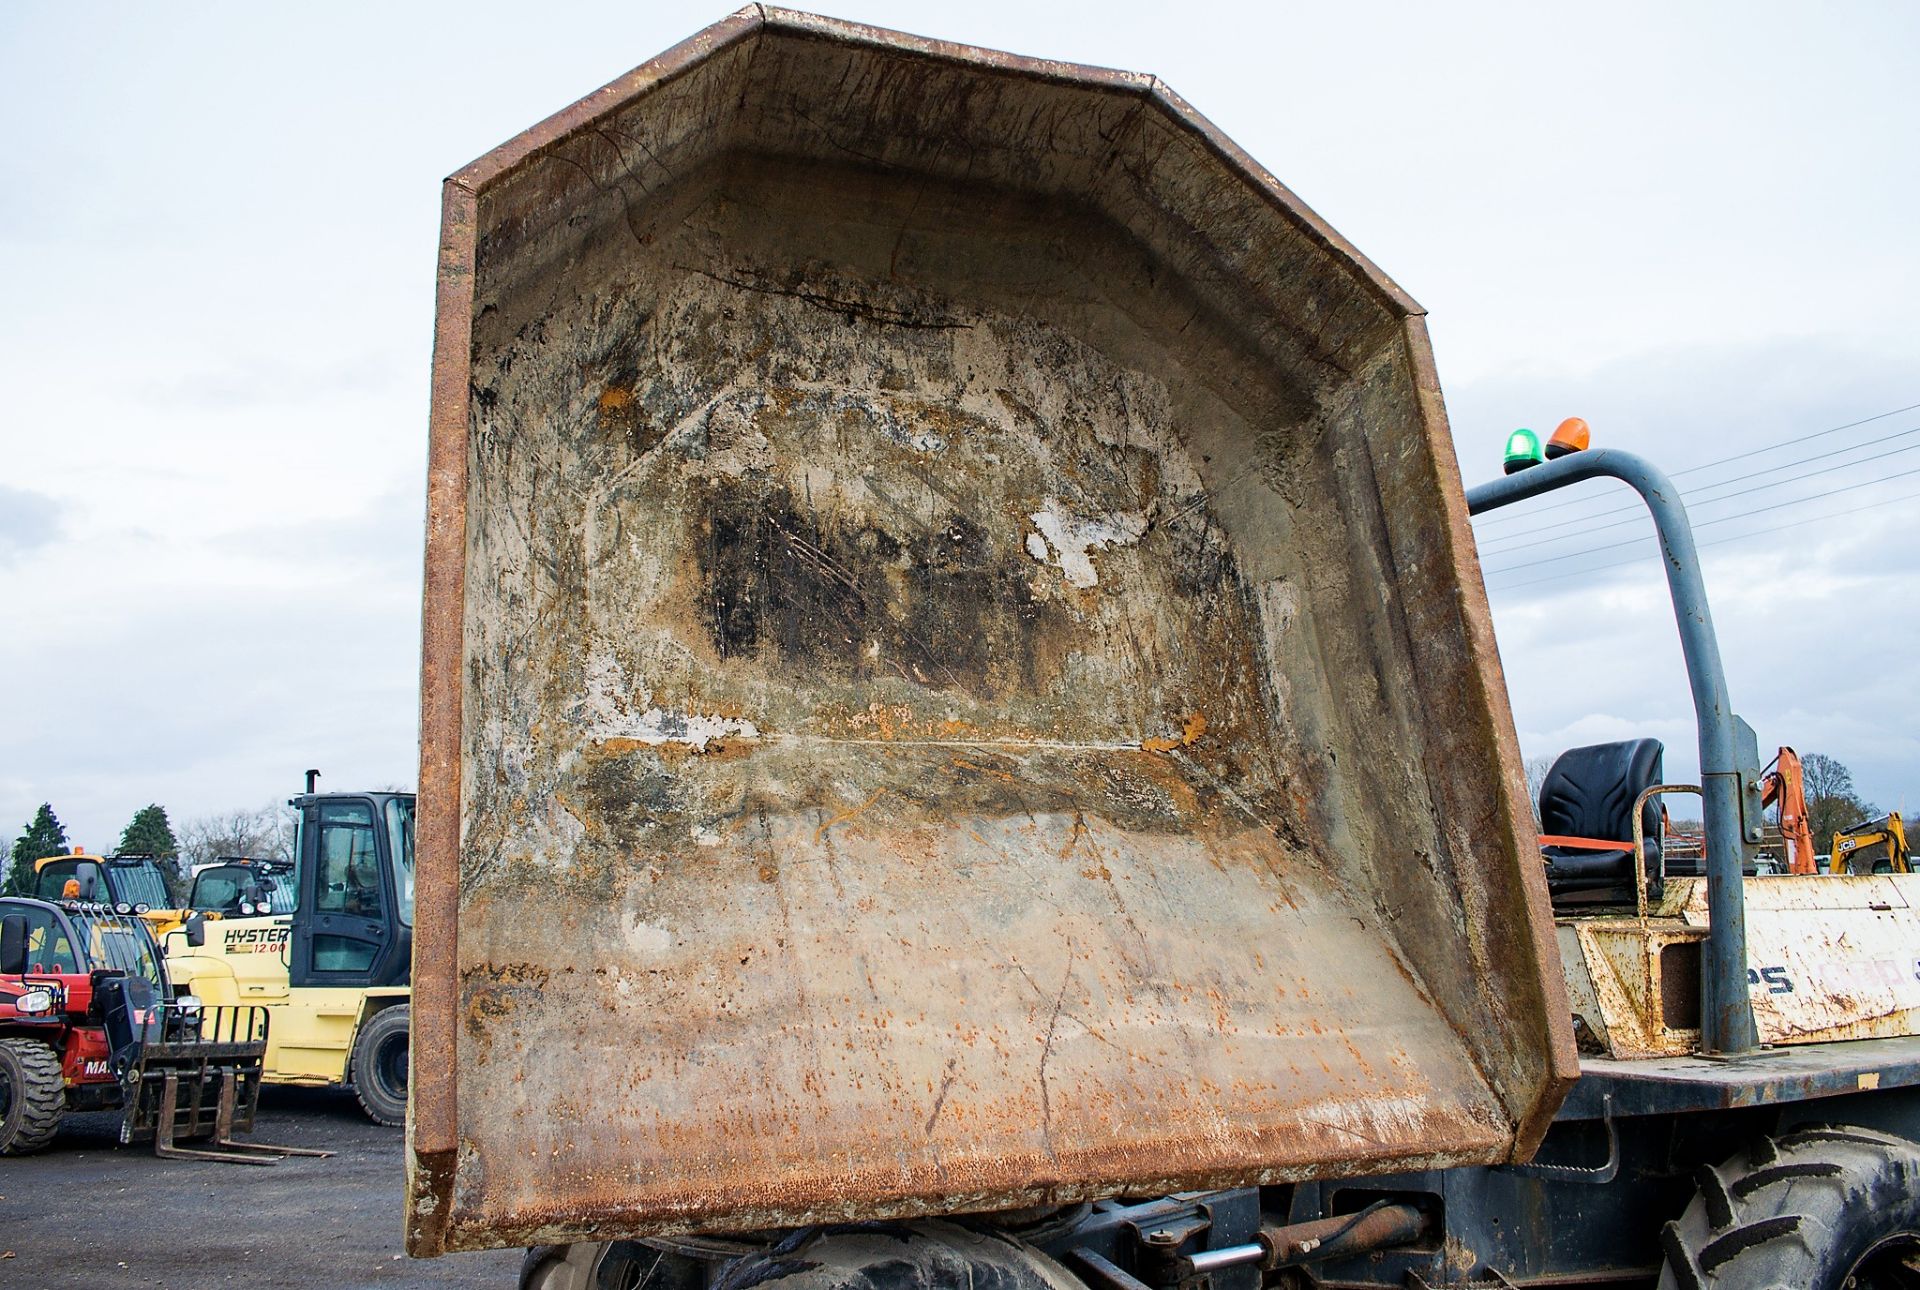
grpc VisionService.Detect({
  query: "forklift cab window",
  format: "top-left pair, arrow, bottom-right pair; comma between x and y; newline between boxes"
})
35,859 -> 105,903
384,797 -> 415,927
316,803 -> 384,920
192,866 -> 297,916
16,906 -> 81,974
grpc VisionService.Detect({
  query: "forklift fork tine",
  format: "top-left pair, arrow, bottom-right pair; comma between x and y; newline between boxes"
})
150,1073 -> 278,1166
209,1063 -> 331,1157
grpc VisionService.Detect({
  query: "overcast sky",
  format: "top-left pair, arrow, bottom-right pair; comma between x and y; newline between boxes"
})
2,1 -> 1915,849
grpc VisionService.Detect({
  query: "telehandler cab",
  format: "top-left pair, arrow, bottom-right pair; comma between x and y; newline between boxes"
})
0,895 -> 305,1162
161,775 -> 414,1124
33,849 -> 188,932
188,857 -> 298,917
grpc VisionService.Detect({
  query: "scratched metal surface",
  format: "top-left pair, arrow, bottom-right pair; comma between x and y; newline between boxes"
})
1559,876 -> 1920,1060
408,8 -> 1575,1256
1679,875 -> 1920,1046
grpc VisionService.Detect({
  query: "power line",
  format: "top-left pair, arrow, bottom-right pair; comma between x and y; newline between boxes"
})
1482,484 -> 1920,593
1476,428 -> 1920,554
1480,460 -> 1920,576
1474,426 -> 1920,552
1667,403 -> 1920,478
1469,399 -> 1920,531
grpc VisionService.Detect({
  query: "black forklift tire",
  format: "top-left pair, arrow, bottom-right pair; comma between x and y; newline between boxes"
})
350,1003 -> 410,1126
0,1037 -> 66,1155
1658,1124 -> 1920,1290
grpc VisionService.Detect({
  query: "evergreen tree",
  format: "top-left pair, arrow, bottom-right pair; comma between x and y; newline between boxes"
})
8,804 -> 70,896
118,805 -> 179,859
119,804 -> 183,897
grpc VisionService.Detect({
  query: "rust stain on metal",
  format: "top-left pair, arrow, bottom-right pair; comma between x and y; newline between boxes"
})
1141,712 -> 1207,754
407,5 -> 1573,1257
1559,875 -> 1920,1057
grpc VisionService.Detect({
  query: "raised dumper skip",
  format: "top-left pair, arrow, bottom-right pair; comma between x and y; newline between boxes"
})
408,10 -> 1920,1290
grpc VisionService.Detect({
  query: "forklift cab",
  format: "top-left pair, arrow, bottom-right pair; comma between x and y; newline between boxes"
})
188,859 -> 298,917
287,791 -> 414,990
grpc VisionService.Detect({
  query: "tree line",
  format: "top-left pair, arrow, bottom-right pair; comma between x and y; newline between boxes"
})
5,801 -> 295,900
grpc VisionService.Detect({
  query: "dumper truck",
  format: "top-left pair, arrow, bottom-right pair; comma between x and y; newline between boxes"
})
404,11 -> 1920,1290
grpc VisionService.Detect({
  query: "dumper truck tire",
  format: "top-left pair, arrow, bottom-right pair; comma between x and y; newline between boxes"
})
521,1240 -> 705,1290
1658,1124 -> 1920,1290
349,1003 -> 409,1126
521,1222 -> 1085,1290
0,1037 -> 66,1155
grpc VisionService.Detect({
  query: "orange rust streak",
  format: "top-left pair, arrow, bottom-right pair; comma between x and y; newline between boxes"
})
1142,710 -> 1207,753
813,789 -> 888,843
951,756 -> 1020,784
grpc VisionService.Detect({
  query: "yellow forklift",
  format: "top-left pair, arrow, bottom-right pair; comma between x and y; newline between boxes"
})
160,773 -> 413,1124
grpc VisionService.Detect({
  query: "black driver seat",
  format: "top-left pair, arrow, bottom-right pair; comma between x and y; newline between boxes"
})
1538,738 -> 1664,906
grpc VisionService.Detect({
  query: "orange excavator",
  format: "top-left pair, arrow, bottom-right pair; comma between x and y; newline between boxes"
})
1759,746 -> 1819,874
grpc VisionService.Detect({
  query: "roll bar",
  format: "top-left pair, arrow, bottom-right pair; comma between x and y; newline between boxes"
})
1466,447 -> 1761,1055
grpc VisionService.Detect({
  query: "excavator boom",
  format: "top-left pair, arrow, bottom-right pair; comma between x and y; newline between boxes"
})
1759,746 -> 1819,875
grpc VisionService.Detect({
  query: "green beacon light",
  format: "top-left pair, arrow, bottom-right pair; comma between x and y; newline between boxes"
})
1502,427 -> 1544,475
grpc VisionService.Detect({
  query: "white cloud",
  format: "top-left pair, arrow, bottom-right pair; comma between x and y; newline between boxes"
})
1458,342 -> 1920,812
0,0 -> 1914,844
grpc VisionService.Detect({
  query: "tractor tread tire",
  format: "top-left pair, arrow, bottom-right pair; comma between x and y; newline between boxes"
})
0,1037 -> 66,1155
350,1003 -> 410,1127
1658,1123 -> 1920,1290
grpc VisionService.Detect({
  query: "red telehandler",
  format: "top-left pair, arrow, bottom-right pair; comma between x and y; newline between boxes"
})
0,895 -> 323,1163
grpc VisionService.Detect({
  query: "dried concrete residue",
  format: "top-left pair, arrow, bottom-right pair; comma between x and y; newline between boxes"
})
624,917 -> 674,957
575,647 -> 760,752
1025,497 -> 1148,589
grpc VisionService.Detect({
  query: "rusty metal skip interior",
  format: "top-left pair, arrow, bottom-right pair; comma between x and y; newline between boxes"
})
406,6 -> 1578,1256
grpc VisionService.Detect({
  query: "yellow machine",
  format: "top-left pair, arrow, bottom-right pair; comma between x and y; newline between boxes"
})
1834,810 -> 1910,874
31,849 -> 192,934
159,780 -> 413,1124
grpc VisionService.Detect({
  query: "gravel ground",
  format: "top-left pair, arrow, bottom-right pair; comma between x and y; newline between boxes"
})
0,1086 -> 525,1289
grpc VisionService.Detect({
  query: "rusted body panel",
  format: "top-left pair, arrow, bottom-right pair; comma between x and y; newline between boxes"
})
408,7 -> 1575,1256
1559,875 -> 1920,1059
